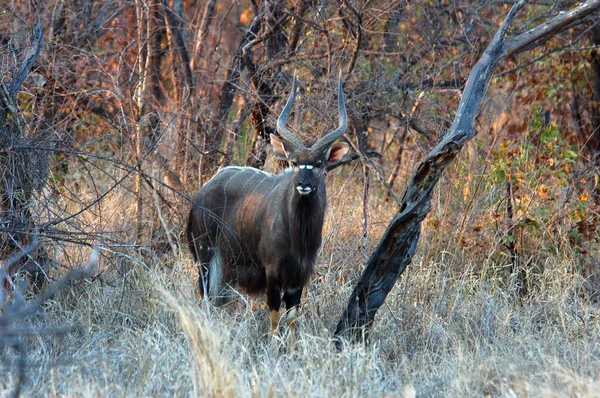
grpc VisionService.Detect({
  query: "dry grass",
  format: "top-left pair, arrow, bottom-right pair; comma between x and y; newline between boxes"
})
2,157 -> 600,398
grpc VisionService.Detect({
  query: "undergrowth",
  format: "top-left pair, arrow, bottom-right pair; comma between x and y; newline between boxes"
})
2,138 -> 600,397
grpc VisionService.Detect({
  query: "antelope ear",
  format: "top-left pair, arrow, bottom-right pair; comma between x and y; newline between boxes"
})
326,142 -> 349,164
270,134 -> 289,160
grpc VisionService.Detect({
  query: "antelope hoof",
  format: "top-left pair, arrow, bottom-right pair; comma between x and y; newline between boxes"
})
286,307 -> 298,331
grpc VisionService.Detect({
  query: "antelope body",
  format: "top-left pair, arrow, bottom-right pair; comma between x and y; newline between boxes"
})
186,74 -> 349,333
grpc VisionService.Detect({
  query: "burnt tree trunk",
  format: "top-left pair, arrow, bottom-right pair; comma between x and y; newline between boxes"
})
335,0 -> 600,341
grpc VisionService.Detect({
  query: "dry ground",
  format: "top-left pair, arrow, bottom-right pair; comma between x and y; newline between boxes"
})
2,158 -> 600,397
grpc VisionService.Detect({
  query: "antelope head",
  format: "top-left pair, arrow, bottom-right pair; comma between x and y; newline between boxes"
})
270,72 -> 349,195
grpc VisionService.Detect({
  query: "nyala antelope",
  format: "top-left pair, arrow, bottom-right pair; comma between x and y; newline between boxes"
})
186,73 -> 349,335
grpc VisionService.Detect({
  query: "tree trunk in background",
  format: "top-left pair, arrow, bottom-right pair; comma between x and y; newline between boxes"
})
134,0 -> 151,240
201,13 -> 262,182
246,1 -> 288,169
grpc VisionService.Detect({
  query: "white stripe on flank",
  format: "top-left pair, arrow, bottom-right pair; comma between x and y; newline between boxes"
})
226,166 -> 274,177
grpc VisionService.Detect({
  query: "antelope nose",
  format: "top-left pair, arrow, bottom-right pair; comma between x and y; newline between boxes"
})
296,180 -> 313,195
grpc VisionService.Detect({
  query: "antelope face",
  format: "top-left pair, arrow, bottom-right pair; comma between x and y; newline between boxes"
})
290,151 -> 325,195
271,137 -> 349,196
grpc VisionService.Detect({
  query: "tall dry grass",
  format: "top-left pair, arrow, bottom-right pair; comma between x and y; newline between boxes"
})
2,146 -> 600,397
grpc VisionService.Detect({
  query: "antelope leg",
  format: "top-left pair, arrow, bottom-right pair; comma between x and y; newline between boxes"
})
283,287 -> 303,343
266,276 -> 282,335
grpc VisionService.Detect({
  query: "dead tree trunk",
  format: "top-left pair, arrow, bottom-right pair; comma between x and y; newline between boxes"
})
334,0 -> 600,341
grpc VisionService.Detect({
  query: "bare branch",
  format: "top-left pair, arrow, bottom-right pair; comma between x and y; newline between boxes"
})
342,0 -> 363,76
326,149 -> 382,171
0,247 -> 99,327
503,0 -> 600,58
1,235 -> 40,276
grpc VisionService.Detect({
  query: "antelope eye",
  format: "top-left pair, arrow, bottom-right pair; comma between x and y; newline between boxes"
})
315,160 -> 323,168
291,160 -> 299,167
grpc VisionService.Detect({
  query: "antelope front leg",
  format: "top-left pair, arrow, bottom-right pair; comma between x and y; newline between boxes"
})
266,277 -> 282,336
283,287 -> 303,343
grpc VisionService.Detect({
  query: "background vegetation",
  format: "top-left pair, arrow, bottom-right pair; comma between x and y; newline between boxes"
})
1,0 -> 600,396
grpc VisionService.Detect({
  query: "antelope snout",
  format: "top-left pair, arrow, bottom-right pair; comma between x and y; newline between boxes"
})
296,179 -> 313,195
